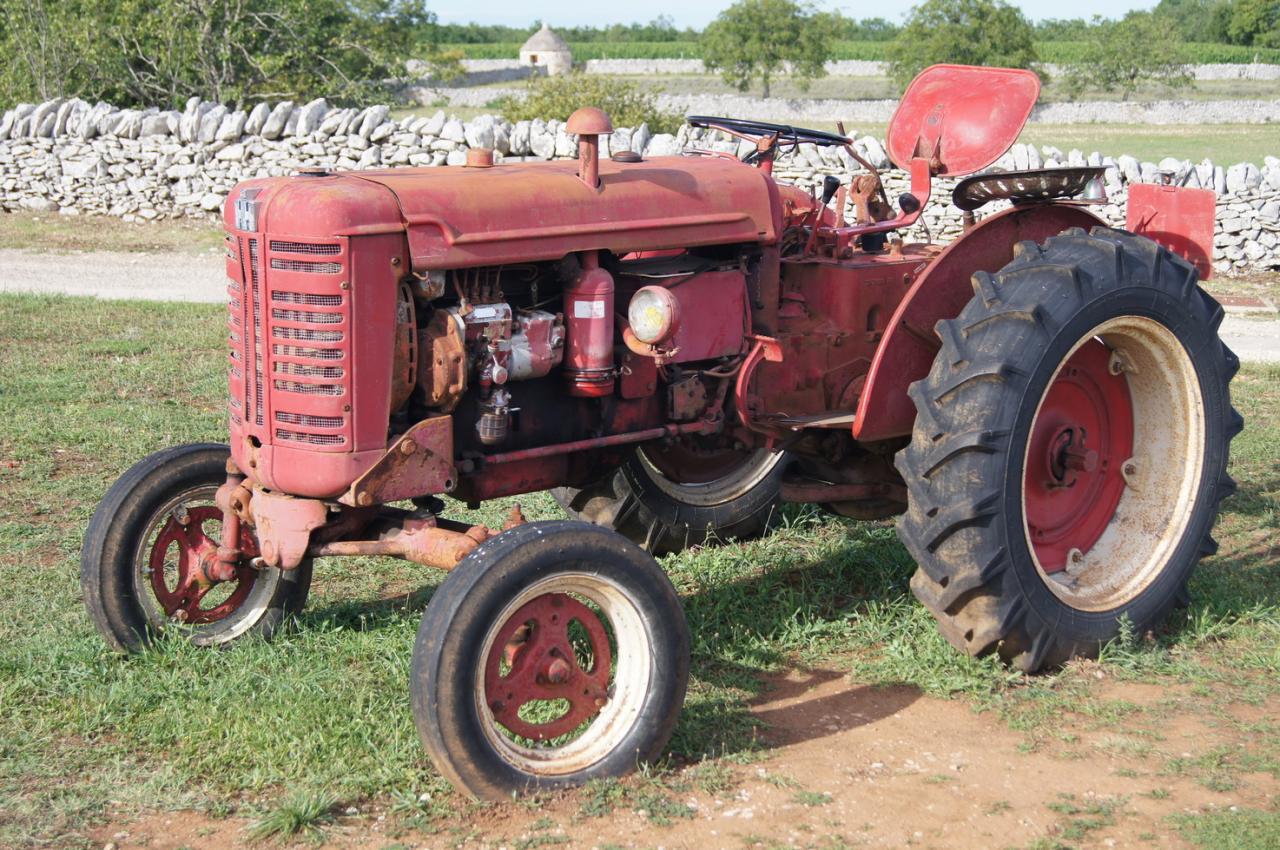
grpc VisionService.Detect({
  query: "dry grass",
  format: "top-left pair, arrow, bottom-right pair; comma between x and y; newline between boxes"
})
0,211 -> 223,254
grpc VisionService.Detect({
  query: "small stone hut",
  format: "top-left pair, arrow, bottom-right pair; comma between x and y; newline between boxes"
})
519,24 -> 572,76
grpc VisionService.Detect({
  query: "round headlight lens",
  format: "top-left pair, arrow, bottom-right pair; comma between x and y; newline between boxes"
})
628,286 -> 678,344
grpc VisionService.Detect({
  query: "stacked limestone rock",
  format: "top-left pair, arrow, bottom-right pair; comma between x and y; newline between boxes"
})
1,96 -> 1278,273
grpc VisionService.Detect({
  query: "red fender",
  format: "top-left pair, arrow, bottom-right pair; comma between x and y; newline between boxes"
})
852,204 -> 1107,443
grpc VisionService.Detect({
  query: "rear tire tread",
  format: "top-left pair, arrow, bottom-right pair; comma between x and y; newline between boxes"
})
896,227 -> 1239,672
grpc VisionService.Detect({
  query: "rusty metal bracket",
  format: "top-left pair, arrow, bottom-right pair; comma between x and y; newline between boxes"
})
341,416 -> 456,507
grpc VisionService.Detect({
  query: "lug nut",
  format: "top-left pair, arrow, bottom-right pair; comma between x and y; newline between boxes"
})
1065,548 -> 1085,577
1121,459 -> 1139,489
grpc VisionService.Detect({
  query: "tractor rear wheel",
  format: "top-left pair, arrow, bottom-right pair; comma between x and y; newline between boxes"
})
895,227 -> 1240,673
552,441 -> 787,554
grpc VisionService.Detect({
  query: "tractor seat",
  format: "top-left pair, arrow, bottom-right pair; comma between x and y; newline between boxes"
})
952,166 -> 1106,212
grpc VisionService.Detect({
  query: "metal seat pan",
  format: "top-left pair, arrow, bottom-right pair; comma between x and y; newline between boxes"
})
952,167 -> 1106,212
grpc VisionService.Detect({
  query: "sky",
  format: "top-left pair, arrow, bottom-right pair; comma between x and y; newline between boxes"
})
430,0 -> 1159,29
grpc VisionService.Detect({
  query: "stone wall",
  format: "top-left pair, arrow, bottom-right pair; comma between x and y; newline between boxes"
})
464,58 -> 1280,81
424,85 -> 1280,125
1,96 -> 1277,273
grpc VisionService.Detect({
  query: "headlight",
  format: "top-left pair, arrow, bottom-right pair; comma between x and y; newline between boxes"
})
627,286 -> 679,345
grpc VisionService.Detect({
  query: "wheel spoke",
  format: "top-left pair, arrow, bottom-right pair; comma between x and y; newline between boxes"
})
144,504 -> 258,626
484,592 -> 614,742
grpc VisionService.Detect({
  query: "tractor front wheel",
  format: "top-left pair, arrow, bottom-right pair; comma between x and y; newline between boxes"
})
896,227 -> 1240,672
410,520 -> 689,800
81,443 -> 312,652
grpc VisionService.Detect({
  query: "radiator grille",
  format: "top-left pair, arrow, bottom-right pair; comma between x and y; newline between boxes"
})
271,290 -> 343,307
270,258 -> 342,274
272,308 -> 343,324
275,428 -> 346,446
276,411 -> 344,428
274,361 -> 344,379
272,343 -> 342,360
248,238 -> 264,426
273,326 -> 343,342
273,379 -> 344,396
228,233 -> 352,454
270,241 -> 340,255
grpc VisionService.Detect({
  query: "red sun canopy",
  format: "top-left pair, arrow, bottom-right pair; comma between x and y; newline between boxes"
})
886,64 -> 1041,177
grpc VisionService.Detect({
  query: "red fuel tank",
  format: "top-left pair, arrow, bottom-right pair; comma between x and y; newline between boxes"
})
563,252 -> 615,397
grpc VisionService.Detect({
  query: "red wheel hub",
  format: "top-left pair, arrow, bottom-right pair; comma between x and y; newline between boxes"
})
148,505 -> 259,624
1025,340 -> 1134,573
483,593 -> 612,742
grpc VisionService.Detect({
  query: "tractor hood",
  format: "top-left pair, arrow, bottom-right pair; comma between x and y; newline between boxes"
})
363,157 -> 781,270
237,156 -> 782,271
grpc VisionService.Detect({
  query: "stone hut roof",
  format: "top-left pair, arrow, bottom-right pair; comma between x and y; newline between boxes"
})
521,24 -> 570,53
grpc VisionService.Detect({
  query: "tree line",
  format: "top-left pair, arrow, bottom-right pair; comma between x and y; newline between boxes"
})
1,0 -> 1276,108
0,0 -> 451,107
698,0 -> 1277,99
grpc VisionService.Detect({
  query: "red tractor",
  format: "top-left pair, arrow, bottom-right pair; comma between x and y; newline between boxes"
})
82,65 -> 1238,799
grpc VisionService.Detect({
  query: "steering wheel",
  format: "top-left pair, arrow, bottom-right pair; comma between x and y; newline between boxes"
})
686,115 -> 850,164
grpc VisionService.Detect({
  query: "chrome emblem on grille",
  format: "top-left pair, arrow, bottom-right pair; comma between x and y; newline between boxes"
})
234,188 -> 261,232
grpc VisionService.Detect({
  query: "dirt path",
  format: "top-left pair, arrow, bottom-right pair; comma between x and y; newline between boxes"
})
90,665 -> 1278,850
0,248 -> 226,303
4,249 -> 1279,364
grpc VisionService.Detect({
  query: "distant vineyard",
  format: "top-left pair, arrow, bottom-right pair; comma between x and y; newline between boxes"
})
1038,41 -> 1280,64
453,40 -> 1280,64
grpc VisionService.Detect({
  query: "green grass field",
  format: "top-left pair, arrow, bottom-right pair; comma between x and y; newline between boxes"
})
0,292 -> 1277,847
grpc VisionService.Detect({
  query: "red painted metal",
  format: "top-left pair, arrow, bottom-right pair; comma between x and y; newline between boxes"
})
225,179 -> 407,499
1024,340 -> 1134,572
743,250 -> 931,437
853,204 -> 1106,443
248,488 -> 329,569
566,107 -> 612,189
341,416 -> 456,507
618,350 -> 658,399
483,592 -> 612,741
355,157 -> 781,270
811,157 -> 933,256
563,251 -> 616,397
619,269 -> 749,364
480,421 -> 714,466
207,64 -> 1210,545
886,64 -> 1041,177
308,514 -> 486,568
1126,183 -> 1216,280
148,506 -> 258,624
212,462 -> 248,581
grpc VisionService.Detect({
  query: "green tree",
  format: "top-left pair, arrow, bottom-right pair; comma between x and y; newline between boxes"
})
1153,0 -> 1231,42
700,0 -> 836,99
1223,0 -> 1280,46
1061,13 -> 1192,98
1034,17 -> 1093,40
497,73 -> 682,134
0,0 -> 439,108
887,0 -> 1039,87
